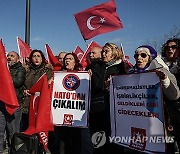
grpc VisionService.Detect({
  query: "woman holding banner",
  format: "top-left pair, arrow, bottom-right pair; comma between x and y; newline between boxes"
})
128,45 -> 180,153
129,45 -> 179,100
89,42 -> 126,154
50,53 -> 93,154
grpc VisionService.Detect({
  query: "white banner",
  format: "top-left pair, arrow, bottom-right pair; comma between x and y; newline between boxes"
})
51,72 -> 90,127
110,72 -> 167,153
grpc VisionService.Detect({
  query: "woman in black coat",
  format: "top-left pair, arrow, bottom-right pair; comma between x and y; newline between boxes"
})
89,42 -> 126,154
162,38 -> 180,153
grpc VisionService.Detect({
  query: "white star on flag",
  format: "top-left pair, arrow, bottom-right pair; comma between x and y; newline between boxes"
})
100,17 -> 105,23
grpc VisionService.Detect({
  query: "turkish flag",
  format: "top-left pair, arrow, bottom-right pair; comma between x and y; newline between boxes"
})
123,55 -> 133,71
17,37 -> 32,63
45,44 -> 62,71
80,41 -> 101,68
73,46 -> 84,61
23,74 -> 54,150
123,59 -> 133,67
74,0 -> 123,40
125,55 -> 130,61
0,39 -> 19,115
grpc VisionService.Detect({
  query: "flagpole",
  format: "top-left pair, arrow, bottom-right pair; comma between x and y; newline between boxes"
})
45,44 -> 50,63
120,43 -> 125,60
25,0 -> 31,45
79,40 -> 92,63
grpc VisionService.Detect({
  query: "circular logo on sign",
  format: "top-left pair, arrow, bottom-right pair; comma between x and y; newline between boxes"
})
62,74 -> 80,91
91,131 -> 106,148
63,114 -> 73,125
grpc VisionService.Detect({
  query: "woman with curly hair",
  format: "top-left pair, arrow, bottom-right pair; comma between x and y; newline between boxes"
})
21,49 -> 53,131
161,38 -> 180,153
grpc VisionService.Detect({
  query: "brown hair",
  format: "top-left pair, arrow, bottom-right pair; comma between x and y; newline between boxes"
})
161,38 -> 180,57
63,53 -> 83,71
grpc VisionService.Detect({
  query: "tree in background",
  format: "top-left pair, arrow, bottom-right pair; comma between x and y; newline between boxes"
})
145,25 -> 180,53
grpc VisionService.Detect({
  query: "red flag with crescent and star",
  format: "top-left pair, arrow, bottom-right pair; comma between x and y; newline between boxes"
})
23,74 -> 54,150
0,39 -> 19,115
73,46 -> 84,61
74,0 -> 123,40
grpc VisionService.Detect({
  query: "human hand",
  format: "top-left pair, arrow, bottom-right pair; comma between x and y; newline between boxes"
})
105,77 -> 112,90
24,90 -> 31,96
155,70 -> 167,80
48,77 -> 54,85
87,69 -> 92,76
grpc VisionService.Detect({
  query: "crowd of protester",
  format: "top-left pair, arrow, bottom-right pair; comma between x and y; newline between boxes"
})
0,38 -> 179,154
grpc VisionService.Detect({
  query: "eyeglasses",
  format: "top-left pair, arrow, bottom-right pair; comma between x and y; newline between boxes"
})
165,45 -> 178,51
134,53 -> 148,59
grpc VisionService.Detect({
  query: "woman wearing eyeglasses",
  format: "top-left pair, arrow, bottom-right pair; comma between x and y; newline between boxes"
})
161,38 -> 180,153
49,53 -> 92,154
63,53 -> 83,71
89,42 -> 126,154
129,45 -> 179,99
162,38 -> 179,63
128,45 -> 180,154
162,38 -> 180,79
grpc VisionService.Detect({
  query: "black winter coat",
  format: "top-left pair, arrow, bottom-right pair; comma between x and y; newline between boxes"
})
9,61 -> 26,103
165,62 -> 180,131
90,60 -> 126,114
89,59 -> 126,139
90,60 -> 126,96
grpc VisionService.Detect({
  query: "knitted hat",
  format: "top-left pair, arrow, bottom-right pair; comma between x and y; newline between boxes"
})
136,45 -> 157,59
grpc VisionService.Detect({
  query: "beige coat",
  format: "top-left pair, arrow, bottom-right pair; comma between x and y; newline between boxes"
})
22,63 -> 53,114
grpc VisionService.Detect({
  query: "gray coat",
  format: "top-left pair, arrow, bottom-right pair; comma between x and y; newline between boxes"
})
129,56 -> 180,100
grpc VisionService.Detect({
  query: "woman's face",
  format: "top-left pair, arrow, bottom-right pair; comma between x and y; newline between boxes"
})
102,46 -> 114,63
165,41 -> 179,61
134,51 -> 150,69
32,52 -> 43,66
64,54 -> 76,70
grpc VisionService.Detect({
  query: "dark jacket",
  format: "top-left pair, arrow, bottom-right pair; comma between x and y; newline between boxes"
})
89,59 -> 126,144
90,59 -> 126,96
9,61 -> 26,104
22,63 -> 53,114
90,59 -> 126,114
164,59 -> 180,133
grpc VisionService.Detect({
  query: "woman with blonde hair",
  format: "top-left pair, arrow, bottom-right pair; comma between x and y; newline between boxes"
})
88,42 -> 126,154
103,42 -> 124,60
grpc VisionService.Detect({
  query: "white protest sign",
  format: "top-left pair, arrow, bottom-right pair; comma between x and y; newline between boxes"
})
51,72 -> 90,127
110,72 -> 167,153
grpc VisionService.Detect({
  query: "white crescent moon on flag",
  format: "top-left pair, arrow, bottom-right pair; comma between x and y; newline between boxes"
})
32,92 -> 40,109
77,52 -> 83,58
87,16 -> 101,30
